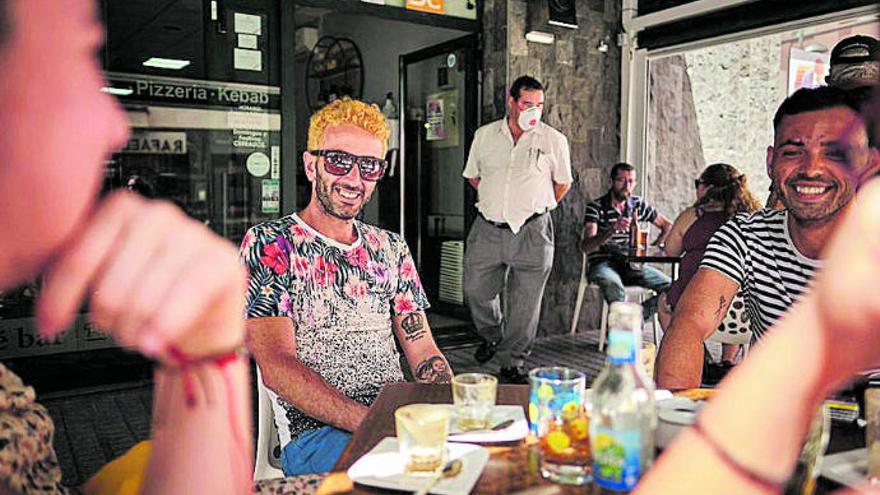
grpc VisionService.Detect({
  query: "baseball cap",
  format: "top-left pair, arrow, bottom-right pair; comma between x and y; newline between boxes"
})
827,35 -> 880,89
830,35 -> 879,66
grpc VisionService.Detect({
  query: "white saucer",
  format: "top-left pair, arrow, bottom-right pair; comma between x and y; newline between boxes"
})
347,437 -> 489,495
447,404 -> 529,443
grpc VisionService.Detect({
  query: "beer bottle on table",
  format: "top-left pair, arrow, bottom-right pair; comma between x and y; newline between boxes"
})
629,207 -> 640,256
591,302 -> 657,492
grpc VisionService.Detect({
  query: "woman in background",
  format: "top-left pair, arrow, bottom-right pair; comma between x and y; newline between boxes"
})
659,164 -> 761,368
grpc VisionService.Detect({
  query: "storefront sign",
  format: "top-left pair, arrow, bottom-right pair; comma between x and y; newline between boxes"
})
406,0 -> 444,15
0,315 -> 116,359
105,74 -> 280,110
123,131 -> 187,154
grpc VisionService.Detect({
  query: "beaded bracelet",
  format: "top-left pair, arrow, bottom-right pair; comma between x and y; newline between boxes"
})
690,419 -> 787,492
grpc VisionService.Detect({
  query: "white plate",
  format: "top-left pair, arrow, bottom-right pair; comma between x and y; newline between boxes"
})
656,397 -> 703,448
447,405 -> 529,443
347,437 -> 489,495
821,448 -> 869,488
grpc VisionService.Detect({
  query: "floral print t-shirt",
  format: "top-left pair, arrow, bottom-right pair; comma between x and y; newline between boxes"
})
240,213 -> 429,446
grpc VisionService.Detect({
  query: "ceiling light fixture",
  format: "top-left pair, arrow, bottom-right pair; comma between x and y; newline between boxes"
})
142,57 -> 191,70
525,30 -> 555,45
101,86 -> 134,96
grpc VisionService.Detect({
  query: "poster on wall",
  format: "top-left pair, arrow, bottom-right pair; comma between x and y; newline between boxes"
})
261,179 -> 280,213
425,90 -> 459,148
425,95 -> 446,141
788,48 -> 829,95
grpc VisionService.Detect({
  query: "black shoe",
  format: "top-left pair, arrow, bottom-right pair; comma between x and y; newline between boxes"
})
498,366 -> 529,385
474,339 -> 497,364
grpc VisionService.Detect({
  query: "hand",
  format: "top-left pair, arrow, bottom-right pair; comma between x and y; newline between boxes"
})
37,191 -> 246,363
613,216 -> 631,233
811,179 -> 880,379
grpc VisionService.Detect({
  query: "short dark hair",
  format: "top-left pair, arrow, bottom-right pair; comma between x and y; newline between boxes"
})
610,162 -> 635,180
510,76 -> 543,100
773,86 -> 864,130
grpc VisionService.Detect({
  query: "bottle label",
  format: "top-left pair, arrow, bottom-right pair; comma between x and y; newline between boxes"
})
592,426 -> 642,491
607,329 -> 636,364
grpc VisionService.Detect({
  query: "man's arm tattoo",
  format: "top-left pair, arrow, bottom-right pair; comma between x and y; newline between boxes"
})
401,313 -> 427,342
714,295 -> 727,319
415,356 -> 452,384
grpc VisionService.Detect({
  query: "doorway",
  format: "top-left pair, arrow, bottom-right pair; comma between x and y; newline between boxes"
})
398,34 -> 479,345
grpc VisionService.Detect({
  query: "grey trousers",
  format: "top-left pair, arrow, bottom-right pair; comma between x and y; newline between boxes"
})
463,213 -> 554,368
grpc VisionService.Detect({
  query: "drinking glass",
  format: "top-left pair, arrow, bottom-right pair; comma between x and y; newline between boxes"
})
452,373 -> 498,431
636,231 -> 649,257
528,367 -> 590,485
395,404 -> 450,476
867,388 -> 880,483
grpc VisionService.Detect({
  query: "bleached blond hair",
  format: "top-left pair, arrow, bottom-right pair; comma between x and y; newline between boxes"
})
308,97 -> 389,153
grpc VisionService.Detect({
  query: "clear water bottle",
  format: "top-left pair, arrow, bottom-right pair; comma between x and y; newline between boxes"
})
590,302 -> 657,492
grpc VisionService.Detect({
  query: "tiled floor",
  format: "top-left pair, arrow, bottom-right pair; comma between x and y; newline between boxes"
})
43,327 -> 644,487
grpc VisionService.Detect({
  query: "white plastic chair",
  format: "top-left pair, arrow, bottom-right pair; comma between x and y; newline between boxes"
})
706,292 -> 752,358
254,365 -> 285,481
570,253 -> 660,351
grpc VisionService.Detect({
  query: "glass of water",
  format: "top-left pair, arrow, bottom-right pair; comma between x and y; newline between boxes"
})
452,373 -> 498,431
395,404 -> 450,476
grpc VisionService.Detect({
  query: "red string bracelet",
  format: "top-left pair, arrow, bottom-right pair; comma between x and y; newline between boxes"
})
165,345 -> 252,493
690,420 -> 787,492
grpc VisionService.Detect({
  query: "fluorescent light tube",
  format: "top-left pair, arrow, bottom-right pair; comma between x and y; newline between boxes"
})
142,57 -> 191,70
525,31 -> 555,45
101,86 -> 134,96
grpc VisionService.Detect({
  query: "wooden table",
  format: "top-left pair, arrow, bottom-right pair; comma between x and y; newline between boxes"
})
322,382 -> 594,494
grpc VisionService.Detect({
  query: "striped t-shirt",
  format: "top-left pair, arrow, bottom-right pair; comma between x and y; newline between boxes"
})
583,192 -> 658,264
700,209 -> 821,339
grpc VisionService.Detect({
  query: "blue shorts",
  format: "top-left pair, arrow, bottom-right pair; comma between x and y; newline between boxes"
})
280,426 -> 352,476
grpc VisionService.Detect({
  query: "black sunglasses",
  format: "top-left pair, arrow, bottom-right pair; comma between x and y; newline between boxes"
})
694,179 -> 705,189
308,149 -> 387,181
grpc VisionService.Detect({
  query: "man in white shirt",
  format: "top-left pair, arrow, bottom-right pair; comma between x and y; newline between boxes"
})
462,76 -> 573,384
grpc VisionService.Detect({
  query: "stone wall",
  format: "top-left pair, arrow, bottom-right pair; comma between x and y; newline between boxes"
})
644,55 -> 705,229
481,0 -> 623,335
683,34 -> 784,205
643,34 -> 784,236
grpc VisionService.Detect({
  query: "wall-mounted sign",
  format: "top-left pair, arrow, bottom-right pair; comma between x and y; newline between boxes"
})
123,131 -> 187,154
233,12 -> 262,36
247,151 -> 271,177
262,179 -> 280,213
788,48 -> 829,95
406,0 -> 444,15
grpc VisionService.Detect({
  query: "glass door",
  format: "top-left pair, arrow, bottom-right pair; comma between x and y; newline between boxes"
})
398,35 -> 478,317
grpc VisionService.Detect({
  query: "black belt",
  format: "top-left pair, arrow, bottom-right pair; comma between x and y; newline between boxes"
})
480,211 -> 546,230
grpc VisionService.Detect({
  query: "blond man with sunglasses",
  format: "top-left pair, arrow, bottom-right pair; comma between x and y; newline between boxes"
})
241,98 -> 450,476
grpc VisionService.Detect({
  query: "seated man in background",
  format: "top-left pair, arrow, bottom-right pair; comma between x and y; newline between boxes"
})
241,98 -> 451,476
656,85 -> 880,390
582,162 -> 673,318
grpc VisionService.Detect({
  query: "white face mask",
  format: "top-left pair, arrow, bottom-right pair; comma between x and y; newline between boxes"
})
517,106 -> 542,132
